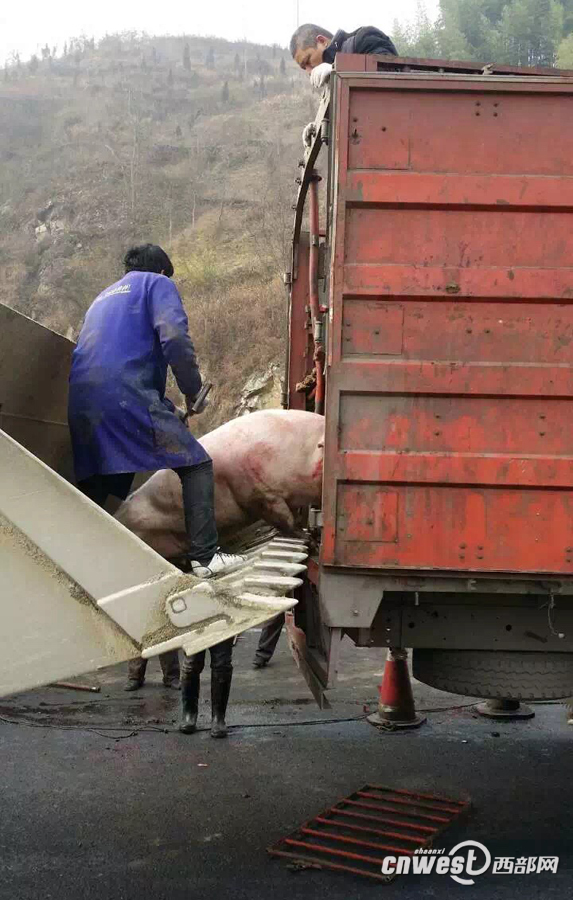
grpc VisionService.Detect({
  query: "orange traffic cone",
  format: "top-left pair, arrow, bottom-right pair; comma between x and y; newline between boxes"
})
367,648 -> 426,730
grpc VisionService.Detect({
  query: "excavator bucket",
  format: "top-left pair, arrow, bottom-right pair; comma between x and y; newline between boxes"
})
0,304 -> 306,697
0,429 -> 305,698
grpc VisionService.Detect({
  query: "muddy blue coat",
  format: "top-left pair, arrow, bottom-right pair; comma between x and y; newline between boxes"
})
68,271 -> 209,482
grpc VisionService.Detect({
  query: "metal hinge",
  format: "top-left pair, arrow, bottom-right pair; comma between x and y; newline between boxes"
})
308,508 -> 324,530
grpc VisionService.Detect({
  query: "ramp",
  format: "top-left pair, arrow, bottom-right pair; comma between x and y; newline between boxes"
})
0,430 -> 305,697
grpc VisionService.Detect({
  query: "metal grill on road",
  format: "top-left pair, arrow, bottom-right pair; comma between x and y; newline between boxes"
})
268,784 -> 470,882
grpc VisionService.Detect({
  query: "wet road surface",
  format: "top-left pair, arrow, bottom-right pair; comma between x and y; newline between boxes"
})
1,629 -> 571,899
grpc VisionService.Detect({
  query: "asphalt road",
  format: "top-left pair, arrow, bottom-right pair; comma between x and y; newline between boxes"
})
1,630 -> 571,899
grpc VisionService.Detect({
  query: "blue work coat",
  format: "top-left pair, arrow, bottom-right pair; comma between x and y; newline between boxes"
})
68,271 -> 209,482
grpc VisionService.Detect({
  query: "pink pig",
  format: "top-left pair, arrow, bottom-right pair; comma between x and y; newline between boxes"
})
116,409 -> 324,558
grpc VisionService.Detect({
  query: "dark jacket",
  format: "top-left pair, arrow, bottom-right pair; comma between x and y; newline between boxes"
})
322,27 -> 398,63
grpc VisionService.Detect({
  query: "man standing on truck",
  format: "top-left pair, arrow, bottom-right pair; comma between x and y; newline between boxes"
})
290,23 -> 397,80
290,23 -> 398,144
68,243 -> 244,726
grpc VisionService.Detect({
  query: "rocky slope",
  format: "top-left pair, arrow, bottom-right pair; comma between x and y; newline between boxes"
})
0,33 -> 313,428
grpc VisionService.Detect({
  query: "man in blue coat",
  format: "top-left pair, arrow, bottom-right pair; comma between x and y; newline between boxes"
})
69,242 -> 246,577
69,244 -> 245,703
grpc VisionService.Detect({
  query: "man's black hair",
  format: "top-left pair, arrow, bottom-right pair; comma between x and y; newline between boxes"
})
289,24 -> 333,58
124,243 -> 174,278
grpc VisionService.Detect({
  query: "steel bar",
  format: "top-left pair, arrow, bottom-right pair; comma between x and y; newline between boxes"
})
51,682 -> 101,693
328,807 -> 438,833
357,790 -> 462,815
315,816 -> 426,844
308,174 -> 324,416
344,798 -> 450,823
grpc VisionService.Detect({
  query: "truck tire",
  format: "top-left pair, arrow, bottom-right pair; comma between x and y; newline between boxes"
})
412,650 -> 573,700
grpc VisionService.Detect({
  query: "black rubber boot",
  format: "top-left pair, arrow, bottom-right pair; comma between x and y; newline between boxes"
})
179,674 -> 200,734
252,658 -> 267,669
125,656 -> 147,691
160,649 -> 181,689
210,672 -> 232,739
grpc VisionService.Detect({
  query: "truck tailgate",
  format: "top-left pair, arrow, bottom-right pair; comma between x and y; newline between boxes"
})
322,71 -> 573,576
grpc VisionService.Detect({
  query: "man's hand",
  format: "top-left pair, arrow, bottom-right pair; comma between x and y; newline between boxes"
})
310,62 -> 332,91
186,394 -> 209,416
302,122 -> 316,147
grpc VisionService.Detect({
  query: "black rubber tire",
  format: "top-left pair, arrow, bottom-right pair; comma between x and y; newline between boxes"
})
413,650 -> 573,701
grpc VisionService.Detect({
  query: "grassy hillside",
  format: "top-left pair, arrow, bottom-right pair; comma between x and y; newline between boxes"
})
0,33 -> 313,429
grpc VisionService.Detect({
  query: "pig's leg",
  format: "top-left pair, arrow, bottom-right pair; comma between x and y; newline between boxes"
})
254,496 -> 303,537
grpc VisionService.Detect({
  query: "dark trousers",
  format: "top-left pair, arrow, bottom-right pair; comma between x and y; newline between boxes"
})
182,638 -> 234,681
128,649 -> 180,684
255,613 -> 285,664
79,460 -> 218,565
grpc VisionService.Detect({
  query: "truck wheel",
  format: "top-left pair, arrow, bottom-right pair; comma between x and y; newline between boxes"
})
412,650 -> 573,700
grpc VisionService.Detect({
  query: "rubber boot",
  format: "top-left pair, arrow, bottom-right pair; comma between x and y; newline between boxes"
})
210,672 -> 232,739
124,656 -> 146,691
179,674 -> 200,734
160,649 -> 181,690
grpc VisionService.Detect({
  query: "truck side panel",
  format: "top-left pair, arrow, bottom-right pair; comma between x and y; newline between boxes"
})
322,75 -> 573,575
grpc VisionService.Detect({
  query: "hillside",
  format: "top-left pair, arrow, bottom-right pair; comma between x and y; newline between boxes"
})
0,33 -> 314,429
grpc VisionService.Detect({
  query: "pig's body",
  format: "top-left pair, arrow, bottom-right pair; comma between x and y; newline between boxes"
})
116,409 -> 324,558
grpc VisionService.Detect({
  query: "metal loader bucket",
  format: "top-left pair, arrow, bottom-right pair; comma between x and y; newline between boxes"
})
0,305 -> 306,696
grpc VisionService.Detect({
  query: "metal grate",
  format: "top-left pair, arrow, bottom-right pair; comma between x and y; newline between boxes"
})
268,784 -> 470,882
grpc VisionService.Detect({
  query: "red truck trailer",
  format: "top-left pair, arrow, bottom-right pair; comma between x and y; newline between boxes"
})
287,53 -> 573,709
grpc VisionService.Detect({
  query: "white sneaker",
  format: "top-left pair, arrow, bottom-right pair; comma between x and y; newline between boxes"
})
190,551 -> 246,578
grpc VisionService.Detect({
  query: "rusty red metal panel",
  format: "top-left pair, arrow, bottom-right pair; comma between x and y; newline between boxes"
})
346,209 -> 573,268
334,485 -> 573,573
342,265 -> 573,299
337,452 -> 573,490
340,301 -> 573,364
332,52 -> 370,72
348,84 -> 573,174
338,484 -> 399,544
335,52 -> 573,78
339,395 -> 570,456
346,171 -> 573,208
342,301 -> 404,355
322,72 -> 573,574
